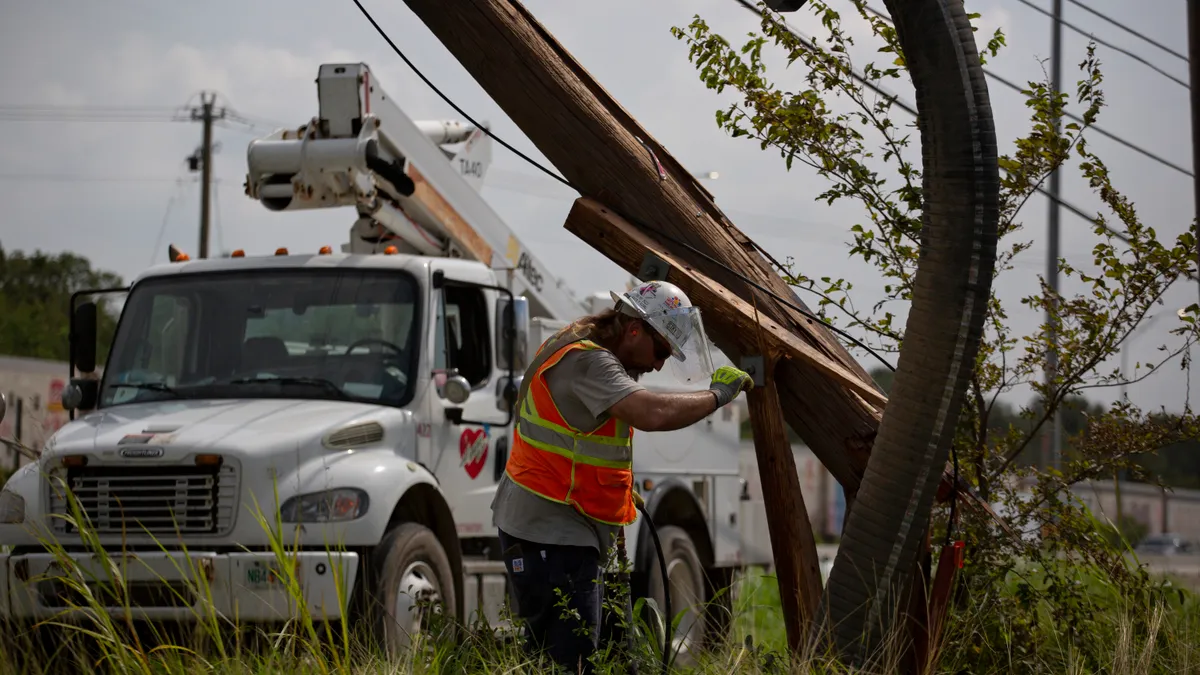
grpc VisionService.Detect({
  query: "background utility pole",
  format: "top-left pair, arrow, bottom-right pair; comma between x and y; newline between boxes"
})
1185,0 -> 1199,537
188,92 -> 225,259
1190,0 -> 1200,311
1044,0 -> 1064,472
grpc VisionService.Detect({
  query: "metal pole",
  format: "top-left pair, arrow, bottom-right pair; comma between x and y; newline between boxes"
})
1188,11 -> 1200,528
1189,0 -> 1200,307
1044,0 -> 1064,471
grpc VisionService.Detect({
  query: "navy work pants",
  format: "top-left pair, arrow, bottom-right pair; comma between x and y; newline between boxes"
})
498,528 -> 604,674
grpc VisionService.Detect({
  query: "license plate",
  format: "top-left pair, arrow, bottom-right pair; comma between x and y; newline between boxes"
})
246,561 -> 301,588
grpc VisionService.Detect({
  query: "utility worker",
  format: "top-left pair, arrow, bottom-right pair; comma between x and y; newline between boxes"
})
491,280 -> 753,673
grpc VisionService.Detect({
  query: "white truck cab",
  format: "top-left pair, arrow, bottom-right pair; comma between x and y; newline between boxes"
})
0,62 -> 771,658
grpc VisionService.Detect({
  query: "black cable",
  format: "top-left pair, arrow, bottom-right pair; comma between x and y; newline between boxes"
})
348,0 -> 980,545
945,442 -> 960,546
638,223 -> 898,372
350,0 -> 574,192
1012,0 -> 1189,89
637,502 -> 671,675
582,504 -> 666,673
738,0 -> 1191,201
981,63 -> 1193,179
351,0 -> 1181,377
843,3 -> 1194,179
736,0 -> 964,541
351,0 -> 898,373
739,0 -> 1149,246
1065,0 -> 1189,63
733,0 -> 916,115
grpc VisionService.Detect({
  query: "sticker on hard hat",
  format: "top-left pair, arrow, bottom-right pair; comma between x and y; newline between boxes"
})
664,319 -> 686,343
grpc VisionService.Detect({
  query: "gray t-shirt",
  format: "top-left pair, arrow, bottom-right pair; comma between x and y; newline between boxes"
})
491,347 -> 644,554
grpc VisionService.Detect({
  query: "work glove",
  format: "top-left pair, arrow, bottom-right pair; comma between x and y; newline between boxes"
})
709,365 -> 753,408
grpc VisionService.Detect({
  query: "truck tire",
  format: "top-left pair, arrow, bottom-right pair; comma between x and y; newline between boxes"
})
645,525 -> 706,667
371,521 -> 458,654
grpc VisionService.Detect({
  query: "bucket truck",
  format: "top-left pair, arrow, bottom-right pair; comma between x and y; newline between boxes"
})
0,63 -> 773,657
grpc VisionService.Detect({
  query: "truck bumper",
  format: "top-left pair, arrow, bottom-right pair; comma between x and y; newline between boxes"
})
0,550 -> 359,622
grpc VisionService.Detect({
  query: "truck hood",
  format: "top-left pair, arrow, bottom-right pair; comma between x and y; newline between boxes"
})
45,398 -> 415,459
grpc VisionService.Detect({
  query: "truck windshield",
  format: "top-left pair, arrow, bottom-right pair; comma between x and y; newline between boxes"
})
100,268 -> 421,408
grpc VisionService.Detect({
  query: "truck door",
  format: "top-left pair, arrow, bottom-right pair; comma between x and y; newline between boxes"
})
426,278 -> 510,536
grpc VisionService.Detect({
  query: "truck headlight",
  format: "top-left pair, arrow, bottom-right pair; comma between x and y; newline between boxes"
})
0,489 -> 25,524
279,488 -> 369,523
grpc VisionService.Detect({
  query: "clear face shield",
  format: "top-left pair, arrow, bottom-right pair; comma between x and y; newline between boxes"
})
643,305 -> 716,386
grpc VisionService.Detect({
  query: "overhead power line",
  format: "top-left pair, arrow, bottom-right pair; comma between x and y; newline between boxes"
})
981,63 -> 1193,176
0,101 -> 284,134
731,0 -> 1148,244
854,3 -> 1193,178
1013,0 -> 1189,89
0,106 -> 182,122
224,109 -> 291,133
0,104 -> 180,114
0,172 -> 221,184
1065,0 -> 1189,64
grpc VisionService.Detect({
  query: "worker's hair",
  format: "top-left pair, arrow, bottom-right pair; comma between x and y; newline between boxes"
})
566,308 -> 637,351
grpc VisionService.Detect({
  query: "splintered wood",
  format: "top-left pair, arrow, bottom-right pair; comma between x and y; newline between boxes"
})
561,198 -> 973,502
564,198 -> 886,409
400,0 -> 888,505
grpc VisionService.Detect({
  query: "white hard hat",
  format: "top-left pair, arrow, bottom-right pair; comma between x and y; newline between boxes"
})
610,280 -> 710,367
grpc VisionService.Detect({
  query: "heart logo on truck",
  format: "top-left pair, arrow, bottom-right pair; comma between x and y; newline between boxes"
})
459,429 -> 489,480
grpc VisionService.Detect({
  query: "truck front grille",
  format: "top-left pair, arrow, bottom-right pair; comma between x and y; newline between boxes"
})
37,579 -> 197,609
49,463 -> 238,536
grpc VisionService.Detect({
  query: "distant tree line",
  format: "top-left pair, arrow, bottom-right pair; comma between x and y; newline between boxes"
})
0,244 -> 123,364
4,244 -> 1196,491
740,365 -> 1200,491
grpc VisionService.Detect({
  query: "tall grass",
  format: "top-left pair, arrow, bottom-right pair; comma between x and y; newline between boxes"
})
2,475 -> 1198,674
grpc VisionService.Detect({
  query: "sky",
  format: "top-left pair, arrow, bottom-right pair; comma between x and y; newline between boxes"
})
0,0 -> 1195,416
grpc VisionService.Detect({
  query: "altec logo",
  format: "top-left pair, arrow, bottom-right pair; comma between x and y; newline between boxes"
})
120,447 -> 165,459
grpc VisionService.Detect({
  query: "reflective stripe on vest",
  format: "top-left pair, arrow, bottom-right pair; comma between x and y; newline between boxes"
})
504,332 -> 637,526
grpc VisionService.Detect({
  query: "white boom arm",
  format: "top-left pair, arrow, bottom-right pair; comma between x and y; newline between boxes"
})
244,62 -> 586,322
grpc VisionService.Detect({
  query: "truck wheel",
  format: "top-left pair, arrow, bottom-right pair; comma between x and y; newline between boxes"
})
645,525 -> 706,667
371,521 -> 458,654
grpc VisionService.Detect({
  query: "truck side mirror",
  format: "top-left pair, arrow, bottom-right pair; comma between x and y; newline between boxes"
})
72,301 -> 99,373
496,375 -> 522,412
496,296 -> 529,372
61,379 -> 99,412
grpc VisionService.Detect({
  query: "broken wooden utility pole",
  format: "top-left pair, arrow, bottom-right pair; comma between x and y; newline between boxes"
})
746,361 -> 824,652
398,0 -> 883,505
394,0 -> 985,664
565,199 -> 886,412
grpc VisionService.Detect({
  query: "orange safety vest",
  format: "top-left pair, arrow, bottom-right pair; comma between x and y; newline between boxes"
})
504,330 -> 637,526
